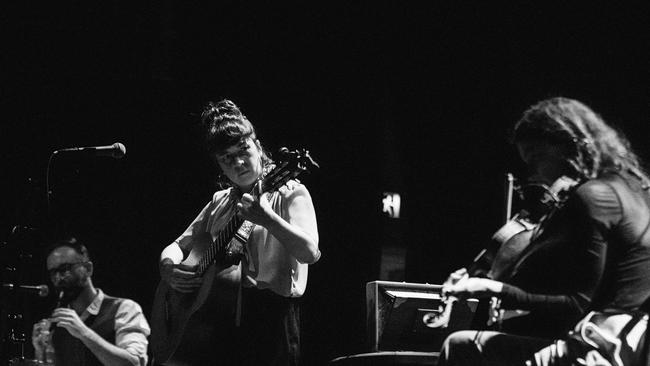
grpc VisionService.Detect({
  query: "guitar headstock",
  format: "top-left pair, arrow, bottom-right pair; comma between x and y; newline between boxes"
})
262,147 -> 319,193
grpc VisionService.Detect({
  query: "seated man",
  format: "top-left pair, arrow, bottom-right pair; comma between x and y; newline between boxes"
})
32,237 -> 151,366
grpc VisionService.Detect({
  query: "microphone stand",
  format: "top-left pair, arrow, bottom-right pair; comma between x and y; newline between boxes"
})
1,228 -> 39,365
1,177 -> 45,365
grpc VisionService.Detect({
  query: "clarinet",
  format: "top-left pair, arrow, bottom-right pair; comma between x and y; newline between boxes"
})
38,290 -> 65,364
49,290 -> 65,331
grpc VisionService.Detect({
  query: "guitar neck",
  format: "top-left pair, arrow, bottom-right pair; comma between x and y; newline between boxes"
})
196,214 -> 245,275
193,149 -> 315,275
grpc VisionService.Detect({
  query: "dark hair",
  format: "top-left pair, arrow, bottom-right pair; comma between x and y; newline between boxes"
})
200,99 -> 272,187
46,237 -> 91,262
201,99 -> 258,154
513,97 -> 649,185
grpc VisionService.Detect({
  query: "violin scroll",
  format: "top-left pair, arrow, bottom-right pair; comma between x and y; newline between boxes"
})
515,175 -> 580,222
423,268 -> 469,329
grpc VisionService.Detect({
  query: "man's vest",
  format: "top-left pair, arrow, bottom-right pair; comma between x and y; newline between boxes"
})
52,295 -> 123,366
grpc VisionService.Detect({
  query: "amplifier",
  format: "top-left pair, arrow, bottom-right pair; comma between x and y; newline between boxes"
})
366,280 -> 478,352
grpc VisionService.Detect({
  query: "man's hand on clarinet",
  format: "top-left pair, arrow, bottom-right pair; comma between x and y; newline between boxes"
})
50,308 -> 93,339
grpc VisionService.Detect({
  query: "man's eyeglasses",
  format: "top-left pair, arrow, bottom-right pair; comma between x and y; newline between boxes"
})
48,262 -> 87,277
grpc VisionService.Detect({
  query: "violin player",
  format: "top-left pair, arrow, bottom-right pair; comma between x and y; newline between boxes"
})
437,97 -> 650,366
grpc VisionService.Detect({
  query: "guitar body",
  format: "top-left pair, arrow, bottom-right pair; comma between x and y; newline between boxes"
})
151,234 -> 241,365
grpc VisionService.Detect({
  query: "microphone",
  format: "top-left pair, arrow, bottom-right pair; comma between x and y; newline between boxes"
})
2,283 -> 50,297
55,142 -> 126,159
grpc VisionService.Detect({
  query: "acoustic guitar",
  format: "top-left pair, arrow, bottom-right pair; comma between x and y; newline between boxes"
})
150,148 -> 319,365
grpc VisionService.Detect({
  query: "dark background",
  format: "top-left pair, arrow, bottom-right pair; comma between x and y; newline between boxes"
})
1,2 -> 649,365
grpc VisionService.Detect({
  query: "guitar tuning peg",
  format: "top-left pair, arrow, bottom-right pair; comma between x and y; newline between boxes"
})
303,150 -> 320,169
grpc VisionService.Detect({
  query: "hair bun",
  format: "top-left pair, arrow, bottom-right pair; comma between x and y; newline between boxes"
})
201,99 -> 243,125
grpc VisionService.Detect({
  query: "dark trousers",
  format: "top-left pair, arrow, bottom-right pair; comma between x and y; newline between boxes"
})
437,330 -> 553,366
238,287 -> 301,366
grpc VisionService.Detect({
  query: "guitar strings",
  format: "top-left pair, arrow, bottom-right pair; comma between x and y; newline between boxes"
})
197,160 -> 299,273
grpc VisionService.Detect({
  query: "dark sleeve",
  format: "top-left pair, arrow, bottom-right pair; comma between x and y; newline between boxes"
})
499,180 -> 622,317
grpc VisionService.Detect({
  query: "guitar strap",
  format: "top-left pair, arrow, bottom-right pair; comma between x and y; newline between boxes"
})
236,278 -> 243,327
233,220 -> 256,327
230,171 -> 280,327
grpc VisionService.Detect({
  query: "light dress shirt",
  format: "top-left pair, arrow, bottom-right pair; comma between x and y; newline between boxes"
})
80,289 -> 151,365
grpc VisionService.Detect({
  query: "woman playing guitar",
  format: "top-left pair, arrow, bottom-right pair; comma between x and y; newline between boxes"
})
153,99 -> 320,366
438,97 -> 650,366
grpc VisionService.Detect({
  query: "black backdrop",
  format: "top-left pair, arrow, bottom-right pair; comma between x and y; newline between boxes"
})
2,2 -> 649,365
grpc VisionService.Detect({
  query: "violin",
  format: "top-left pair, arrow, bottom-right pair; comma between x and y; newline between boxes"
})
483,175 -> 579,327
425,174 -> 579,329
487,175 -> 580,280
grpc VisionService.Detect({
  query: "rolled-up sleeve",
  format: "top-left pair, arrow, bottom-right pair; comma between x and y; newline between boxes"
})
114,299 -> 151,366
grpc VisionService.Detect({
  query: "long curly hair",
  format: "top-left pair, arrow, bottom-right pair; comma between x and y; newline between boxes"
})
512,97 -> 648,187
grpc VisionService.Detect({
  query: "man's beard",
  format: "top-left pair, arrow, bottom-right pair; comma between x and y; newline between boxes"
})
54,279 -> 86,306
60,286 -> 84,305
